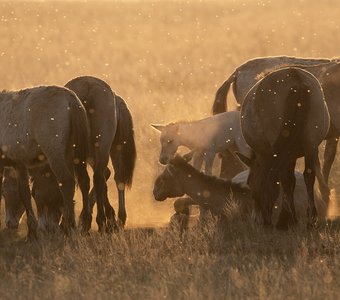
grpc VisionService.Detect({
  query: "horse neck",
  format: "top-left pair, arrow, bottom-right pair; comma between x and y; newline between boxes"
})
175,165 -> 228,206
176,122 -> 203,150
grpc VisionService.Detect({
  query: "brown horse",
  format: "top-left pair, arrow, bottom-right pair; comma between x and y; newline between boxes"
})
153,156 -> 252,217
2,168 -> 25,229
168,169 -> 326,230
212,56 -> 340,184
237,67 -> 330,229
3,77 -> 136,233
0,86 -> 90,239
212,56 -> 331,113
65,76 -> 136,232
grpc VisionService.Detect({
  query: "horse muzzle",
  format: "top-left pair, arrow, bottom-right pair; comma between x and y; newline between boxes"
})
159,155 -> 170,165
153,189 -> 166,201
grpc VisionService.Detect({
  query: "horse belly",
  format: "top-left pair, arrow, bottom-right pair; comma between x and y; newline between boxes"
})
2,141 -> 42,167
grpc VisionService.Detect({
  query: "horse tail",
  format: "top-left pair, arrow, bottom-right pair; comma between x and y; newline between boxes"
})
69,97 -> 90,183
273,82 -> 310,162
111,96 -> 136,188
212,69 -> 237,114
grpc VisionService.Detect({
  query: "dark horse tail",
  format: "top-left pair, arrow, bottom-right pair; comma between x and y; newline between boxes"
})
69,96 -> 90,182
273,81 -> 310,164
212,69 -> 237,114
111,95 -> 136,188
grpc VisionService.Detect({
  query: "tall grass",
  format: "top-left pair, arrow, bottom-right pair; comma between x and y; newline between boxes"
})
2,215 -> 340,299
1,0 -> 340,298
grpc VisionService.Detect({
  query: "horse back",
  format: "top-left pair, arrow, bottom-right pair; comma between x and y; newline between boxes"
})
65,76 -> 117,144
235,56 -> 331,102
0,86 -> 85,165
241,67 -> 329,155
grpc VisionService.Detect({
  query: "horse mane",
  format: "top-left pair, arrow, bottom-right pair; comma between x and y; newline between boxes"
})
169,155 -> 249,193
256,61 -> 339,81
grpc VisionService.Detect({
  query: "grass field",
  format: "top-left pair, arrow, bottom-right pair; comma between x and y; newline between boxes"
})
1,0 -> 340,298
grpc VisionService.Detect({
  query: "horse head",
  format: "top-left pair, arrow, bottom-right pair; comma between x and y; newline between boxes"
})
151,123 -> 180,165
31,170 -> 63,232
3,168 -> 25,229
153,163 -> 184,201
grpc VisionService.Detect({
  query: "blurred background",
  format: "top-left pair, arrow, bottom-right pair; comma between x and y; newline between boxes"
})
0,0 -> 339,227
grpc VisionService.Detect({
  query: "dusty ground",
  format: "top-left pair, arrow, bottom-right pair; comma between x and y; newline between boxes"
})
1,0 -> 340,299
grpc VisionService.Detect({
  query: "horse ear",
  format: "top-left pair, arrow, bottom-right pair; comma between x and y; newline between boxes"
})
183,151 -> 194,162
151,124 -> 165,132
235,152 -> 252,167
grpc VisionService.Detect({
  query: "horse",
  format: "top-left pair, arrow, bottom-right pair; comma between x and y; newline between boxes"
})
212,56 -> 340,184
168,169 -> 326,230
0,85 -> 90,239
65,76 -> 136,232
298,62 -> 340,184
250,61 -> 340,188
151,110 -> 251,176
237,67 -> 330,229
153,155 -> 253,218
3,77 -> 137,233
231,170 -> 327,224
212,56 -> 332,114
2,168 -> 25,229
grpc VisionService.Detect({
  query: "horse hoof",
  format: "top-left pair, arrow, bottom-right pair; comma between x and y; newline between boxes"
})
60,221 -> 72,236
26,230 -> 39,243
117,214 -> 126,227
105,220 -> 118,234
97,223 -> 105,234
79,211 -> 92,234
117,219 -> 125,229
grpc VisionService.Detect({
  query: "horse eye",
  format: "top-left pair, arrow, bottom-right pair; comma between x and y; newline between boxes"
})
167,140 -> 172,144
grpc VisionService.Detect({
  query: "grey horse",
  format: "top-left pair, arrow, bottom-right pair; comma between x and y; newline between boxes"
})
0,86 -> 90,239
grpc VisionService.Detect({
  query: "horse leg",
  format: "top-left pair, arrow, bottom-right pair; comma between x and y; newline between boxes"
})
77,164 -> 92,234
16,166 -> 38,240
219,150 -> 245,179
94,162 -> 116,234
88,167 -> 111,213
192,152 -> 204,171
261,168 -> 279,227
204,151 -> 215,176
276,160 -> 298,230
314,155 -> 330,207
0,167 -> 3,229
48,159 -> 76,235
323,137 -> 338,184
193,152 -> 210,222
304,151 -> 318,227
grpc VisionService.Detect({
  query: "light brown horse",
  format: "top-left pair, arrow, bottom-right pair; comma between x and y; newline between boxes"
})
65,76 -> 136,232
237,67 -> 330,229
3,77 -> 136,233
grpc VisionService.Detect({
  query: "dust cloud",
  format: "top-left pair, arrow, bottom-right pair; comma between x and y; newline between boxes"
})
0,0 -> 340,227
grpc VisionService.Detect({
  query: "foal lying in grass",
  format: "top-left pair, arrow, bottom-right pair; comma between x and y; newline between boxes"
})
153,155 -> 252,218
154,156 -> 327,229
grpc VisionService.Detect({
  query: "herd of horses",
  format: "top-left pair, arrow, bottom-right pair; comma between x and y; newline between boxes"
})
1,76 -> 136,240
1,55 -> 340,241
153,56 -> 340,230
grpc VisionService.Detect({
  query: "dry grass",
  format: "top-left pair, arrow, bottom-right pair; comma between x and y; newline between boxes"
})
1,0 -> 340,298
2,216 -> 340,299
